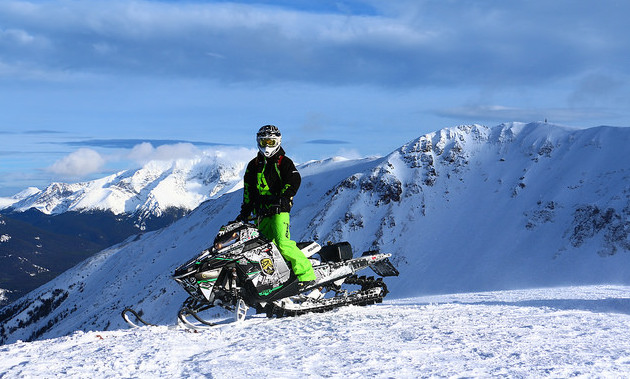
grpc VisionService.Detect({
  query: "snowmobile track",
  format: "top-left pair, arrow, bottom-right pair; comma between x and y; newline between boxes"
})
265,274 -> 388,318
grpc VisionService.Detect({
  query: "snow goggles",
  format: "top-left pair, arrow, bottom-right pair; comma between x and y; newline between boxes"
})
258,137 -> 278,147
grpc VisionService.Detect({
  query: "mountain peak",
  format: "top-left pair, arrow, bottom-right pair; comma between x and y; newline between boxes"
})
0,154 -> 248,222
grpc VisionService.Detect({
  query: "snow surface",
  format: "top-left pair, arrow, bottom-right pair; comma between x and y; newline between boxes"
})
2,285 -> 630,378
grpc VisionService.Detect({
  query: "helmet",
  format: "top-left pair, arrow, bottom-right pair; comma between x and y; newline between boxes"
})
256,124 -> 282,158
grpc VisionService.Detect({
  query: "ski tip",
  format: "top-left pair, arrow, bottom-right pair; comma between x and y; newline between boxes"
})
121,308 -> 157,328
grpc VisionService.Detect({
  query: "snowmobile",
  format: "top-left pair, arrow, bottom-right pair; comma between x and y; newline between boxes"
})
123,220 -> 398,330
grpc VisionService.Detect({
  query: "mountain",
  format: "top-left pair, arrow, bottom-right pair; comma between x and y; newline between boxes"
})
0,213 -> 104,307
2,285 -> 629,377
1,153 -> 248,226
0,208 -> 189,307
2,122 -> 630,345
297,122 -> 630,293
0,152 -> 249,307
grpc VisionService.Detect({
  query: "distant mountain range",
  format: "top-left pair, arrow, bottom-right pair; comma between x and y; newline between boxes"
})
2,122 -> 630,344
0,153 -> 248,306
1,154 -> 247,225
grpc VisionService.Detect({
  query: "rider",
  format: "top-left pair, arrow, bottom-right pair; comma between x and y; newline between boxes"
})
236,124 -> 317,287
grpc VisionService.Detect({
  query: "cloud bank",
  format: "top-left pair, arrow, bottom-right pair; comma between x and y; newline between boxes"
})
1,0 -> 628,88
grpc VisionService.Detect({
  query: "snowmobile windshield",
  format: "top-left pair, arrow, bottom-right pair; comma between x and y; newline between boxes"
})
214,231 -> 239,251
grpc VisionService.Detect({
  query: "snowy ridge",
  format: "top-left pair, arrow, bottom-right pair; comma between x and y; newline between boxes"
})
1,122 -> 630,356
297,122 -> 630,295
0,152 -> 248,220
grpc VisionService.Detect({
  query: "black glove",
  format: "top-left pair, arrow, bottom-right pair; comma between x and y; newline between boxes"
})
278,196 -> 292,210
235,210 -> 250,222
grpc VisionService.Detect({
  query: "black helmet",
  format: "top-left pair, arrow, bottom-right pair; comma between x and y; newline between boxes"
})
256,124 -> 282,157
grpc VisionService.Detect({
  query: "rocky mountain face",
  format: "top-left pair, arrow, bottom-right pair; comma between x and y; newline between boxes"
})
294,122 -> 630,293
2,122 -> 630,345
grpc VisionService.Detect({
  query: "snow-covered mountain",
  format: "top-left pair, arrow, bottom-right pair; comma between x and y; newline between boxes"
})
2,122 -> 630,347
0,151 -> 248,224
298,122 -> 630,293
0,150 -> 251,307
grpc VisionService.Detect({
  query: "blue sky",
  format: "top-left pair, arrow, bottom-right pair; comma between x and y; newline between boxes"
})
1,0 -> 629,195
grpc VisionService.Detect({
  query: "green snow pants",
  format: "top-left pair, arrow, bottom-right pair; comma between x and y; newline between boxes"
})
258,212 -> 317,282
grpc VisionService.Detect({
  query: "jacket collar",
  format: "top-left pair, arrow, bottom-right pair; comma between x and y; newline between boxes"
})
257,147 -> 285,162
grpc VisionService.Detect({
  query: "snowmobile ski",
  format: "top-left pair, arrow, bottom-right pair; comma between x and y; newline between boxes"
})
121,308 -> 157,328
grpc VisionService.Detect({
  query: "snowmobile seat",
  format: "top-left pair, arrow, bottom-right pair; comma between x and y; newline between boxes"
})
297,241 -> 321,258
318,242 -> 353,262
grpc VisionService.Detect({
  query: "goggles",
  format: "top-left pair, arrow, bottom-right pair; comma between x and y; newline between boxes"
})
258,137 -> 278,148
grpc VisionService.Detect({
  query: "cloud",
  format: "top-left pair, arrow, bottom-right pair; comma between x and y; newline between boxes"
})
44,143 -> 257,181
0,129 -> 66,135
202,146 -> 257,166
48,148 -> 106,177
306,139 -> 350,145
127,142 -> 200,164
332,147 -> 363,160
1,1 -> 628,88
125,143 -> 258,166
0,28 -> 36,44
64,139 -> 226,149
434,105 -> 619,124
23,129 -> 66,134
568,73 -> 627,107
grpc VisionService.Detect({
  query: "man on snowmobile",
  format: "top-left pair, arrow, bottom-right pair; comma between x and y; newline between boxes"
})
236,124 -> 317,287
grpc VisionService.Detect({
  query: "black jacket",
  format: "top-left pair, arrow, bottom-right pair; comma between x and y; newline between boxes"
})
240,147 -> 301,218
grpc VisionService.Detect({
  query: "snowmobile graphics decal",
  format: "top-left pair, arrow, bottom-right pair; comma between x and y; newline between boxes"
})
259,285 -> 283,297
260,258 -> 275,275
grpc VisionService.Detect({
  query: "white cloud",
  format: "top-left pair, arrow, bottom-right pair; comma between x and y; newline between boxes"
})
204,147 -> 257,164
332,147 -> 364,160
45,144 -> 257,182
127,142 -> 200,164
48,148 -> 106,177
0,28 -> 36,44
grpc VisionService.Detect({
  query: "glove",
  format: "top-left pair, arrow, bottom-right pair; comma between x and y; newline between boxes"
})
278,196 -> 292,210
235,210 -> 250,222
